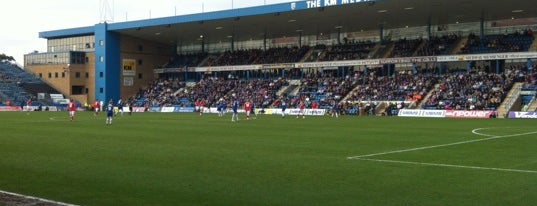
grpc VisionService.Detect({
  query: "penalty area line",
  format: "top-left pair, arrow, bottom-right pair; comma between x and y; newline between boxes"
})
0,190 -> 79,206
353,158 -> 537,174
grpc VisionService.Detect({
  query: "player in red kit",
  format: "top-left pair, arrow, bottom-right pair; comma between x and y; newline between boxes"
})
26,98 -> 32,112
94,99 -> 100,116
297,100 -> 305,119
311,100 -> 318,109
244,99 -> 251,120
68,99 -> 76,121
199,98 -> 206,115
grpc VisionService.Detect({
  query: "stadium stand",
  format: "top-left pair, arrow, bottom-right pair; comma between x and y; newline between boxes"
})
321,41 -> 376,61
0,61 -> 62,106
415,34 -> 460,56
163,53 -> 208,68
127,35 -> 537,116
459,30 -> 535,54
389,38 -> 423,57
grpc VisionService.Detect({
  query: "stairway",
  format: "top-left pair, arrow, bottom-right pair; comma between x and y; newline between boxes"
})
367,43 -> 381,59
416,83 -> 440,109
526,97 -> 537,111
529,34 -> 537,52
341,84 -> 361,102
299,47 -> 315,62
450,36 -> 468,54
496,82 -> 523,118
379,42 -> 395,58
411,40 -> 427,56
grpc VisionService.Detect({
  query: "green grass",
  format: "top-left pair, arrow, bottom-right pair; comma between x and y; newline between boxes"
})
0,111 -> 536,206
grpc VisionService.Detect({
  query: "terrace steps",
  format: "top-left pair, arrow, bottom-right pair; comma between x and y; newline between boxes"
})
529,34 -> 537,51
450,36 -> 468,54
411,40 -> 427,57
299,47 -> 315,62
496,82 -> 524,118
379,42 -> 395,59
417,83 -> 440,109
527,98 -> 537,111
367,43 -> 381,59
341,84 -> 361,102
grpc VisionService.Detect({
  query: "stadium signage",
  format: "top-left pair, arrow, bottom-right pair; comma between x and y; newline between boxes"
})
269,108 -> 326,116
122,59 -> 136,76
175,107 -> 196,113
263,63 -> 295,69
445,110 -> 493,118
193,65 -> 262,72
437,52 -> 537,62
0,106 -> 21,111
397,109 -> 445,118
296,59 -> 380,68
158,51 -> 537,73
508,111 -> 537,119
379,57 -> 437,64
131,107 -> 146,112
305,0 -> 374,9
161,107 -> 175,113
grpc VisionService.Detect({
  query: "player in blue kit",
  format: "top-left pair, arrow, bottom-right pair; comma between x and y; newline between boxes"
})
116,98 -> 124,116
331,100 -> 339,118
280,98 -> 287,118
106,99 -> 114,125
250,101 -> 256,119
231,98 -> 239,122
217,98 -> 226,117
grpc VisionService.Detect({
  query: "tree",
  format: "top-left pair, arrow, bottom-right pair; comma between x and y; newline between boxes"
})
0,53 -> 15,62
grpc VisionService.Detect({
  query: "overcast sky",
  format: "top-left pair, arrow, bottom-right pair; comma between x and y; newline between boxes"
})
0,0 -> 295,65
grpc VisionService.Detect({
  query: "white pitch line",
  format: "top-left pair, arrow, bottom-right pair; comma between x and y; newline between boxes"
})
0,190 -> 79,206
356,158 -> 537,174
347,130 -> 537,159
471,127 -> 497,137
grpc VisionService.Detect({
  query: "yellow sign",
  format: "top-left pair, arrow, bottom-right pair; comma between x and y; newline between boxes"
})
122,59 -> 136,76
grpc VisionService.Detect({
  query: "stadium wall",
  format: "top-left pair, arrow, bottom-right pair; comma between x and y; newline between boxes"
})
24,53 -> 96,105
118,35 -> 173,99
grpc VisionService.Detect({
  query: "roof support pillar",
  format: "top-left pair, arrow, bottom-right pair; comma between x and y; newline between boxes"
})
298,31 -> 302,48
480,17 -> 485,40
379,25 -> 384,45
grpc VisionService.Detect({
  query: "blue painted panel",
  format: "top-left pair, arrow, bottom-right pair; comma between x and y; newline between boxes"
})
94,23 -> 120,103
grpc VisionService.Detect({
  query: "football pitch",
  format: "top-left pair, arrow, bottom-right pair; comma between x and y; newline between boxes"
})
0,111 -> 536,205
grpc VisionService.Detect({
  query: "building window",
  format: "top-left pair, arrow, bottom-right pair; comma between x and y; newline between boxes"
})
99,40 -> 104,46
85,72 -> 89,78
55,72 -> 58,78
99,72 -> 103,78
39,73 -> 42,78
138,73 -> 143,79
138,59 -> 143,65
48,73 -> 51,78
75,72 -> 80,78
62,72 -> 65,78
100,88 -> 104,93
85,57 -> 89,63
99,56 -> 104,62
138,45 -> 143,51
85,88 -> 89,94
71,86 -> 83,95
